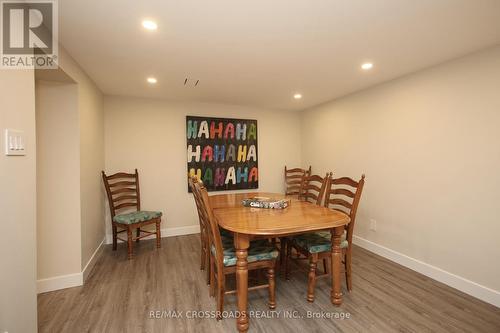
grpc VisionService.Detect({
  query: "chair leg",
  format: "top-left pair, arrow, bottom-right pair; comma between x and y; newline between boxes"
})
127,228 -> 133,260
285,239 -> 291,280
136,227 -> 140,242
279,237 -> 285,271
200,230 -> 205,270
267,266 -> 276,309
155,220 -> 161,249
112,225 -> 117,251
216,276 -> 225,320
205,247 -> 211,285
209,256 -> 215,297
307,253 -> 318,302
345,248 -> 352,292
323,258 -> 328,274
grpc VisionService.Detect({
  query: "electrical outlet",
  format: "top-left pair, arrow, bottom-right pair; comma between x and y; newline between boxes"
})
369,219 -> 377,231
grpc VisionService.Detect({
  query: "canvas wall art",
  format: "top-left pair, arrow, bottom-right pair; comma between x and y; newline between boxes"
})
186,116 -> 258,192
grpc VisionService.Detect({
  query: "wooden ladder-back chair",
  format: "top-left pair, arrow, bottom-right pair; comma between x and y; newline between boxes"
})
324,174 -> 365,291
284,166 -> 311,196
287,174 -> 365,302
283,173 -> 331,278
188,176 -> 210,284
192,179 -> 279,319
102,169 -> 162,259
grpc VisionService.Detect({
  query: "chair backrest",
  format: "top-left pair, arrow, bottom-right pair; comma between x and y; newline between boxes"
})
192,178 -> 224,272
188,175 -> 207,231
324,174 -> 365,244
298,172 -> 330,205
102,169 -> 141,219
284,165 -> 311,196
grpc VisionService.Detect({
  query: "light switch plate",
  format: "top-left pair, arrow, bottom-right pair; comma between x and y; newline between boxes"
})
4,129 -> 26,156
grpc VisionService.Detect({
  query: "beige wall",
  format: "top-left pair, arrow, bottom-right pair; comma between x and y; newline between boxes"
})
104,96 -> 302,237
0,70 -> 38,332
35,47 -> 105,287
301,46 -> 500,292
36,80 -> 81,279
57,47 -> 105,272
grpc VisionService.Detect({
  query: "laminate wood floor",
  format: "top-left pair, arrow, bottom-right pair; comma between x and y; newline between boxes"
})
38,235 -> 500,333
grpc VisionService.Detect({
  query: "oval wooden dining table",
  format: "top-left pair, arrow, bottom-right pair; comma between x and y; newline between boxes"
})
210,192 -> 350,333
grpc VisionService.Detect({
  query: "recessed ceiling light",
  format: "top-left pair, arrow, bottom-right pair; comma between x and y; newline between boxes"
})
147,77 -> 157,84
293,93 -> 302,100
361,63 -> 374,70
142,20 -> 157,30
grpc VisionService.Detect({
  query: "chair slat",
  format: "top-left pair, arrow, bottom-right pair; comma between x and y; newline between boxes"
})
110,187 -> 136,196
331,206 -> 350,215
108,180 -> 136,187
302,184 -> 322,193
287,190 -> 301,195
331,177 -> 359,187
327,198 -> 352,210
114,202 -> 138,210
301,193 -> 319,201
106,172 -> 136,180
113,195 -> 137,203
285,167 -> 306,173
332,188 -> 355,198
286,175 -> 304,180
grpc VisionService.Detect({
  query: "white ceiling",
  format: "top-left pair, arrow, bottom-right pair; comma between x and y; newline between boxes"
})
59,0 -> 500,111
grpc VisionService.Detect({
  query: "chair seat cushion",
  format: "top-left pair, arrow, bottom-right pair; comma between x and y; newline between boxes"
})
113,210 -> 162,224
292,230 -> 348,254
212,236 -> 279,267
220,228 -> 233,238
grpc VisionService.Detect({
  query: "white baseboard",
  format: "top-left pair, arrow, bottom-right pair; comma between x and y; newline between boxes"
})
38,225 -> 199,294
353,235 -> 500,308
37,237 -> 105,294
105,224 -> 200,245
82,237 -> 105,282
37,272 -> 83,294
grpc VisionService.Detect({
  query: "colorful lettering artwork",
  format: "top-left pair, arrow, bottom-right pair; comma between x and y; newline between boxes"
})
186,116 -> 258,192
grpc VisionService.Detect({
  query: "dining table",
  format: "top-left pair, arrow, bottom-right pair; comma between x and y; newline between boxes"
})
209,192 -> 351,333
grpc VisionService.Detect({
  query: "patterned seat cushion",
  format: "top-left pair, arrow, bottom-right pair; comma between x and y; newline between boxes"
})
113,211 -> 162,224
220,228 -> 233,238
292,230 -> 348,254
211,235 -> 279,267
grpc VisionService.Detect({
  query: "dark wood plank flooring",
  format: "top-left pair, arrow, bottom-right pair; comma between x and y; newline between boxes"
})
38,235 -> 500,332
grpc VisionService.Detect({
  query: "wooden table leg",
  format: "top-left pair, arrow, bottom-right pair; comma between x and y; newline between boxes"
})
331,226 -> 344,305
234,233 -> 250,332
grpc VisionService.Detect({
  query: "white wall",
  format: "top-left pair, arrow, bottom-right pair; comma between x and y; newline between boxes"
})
35,47 -> 105,292
301,46 -> 500,297
104,96 -> 302,239
0,70 -> 38,333
56,47 -> 105,273
36,80 -> 81,279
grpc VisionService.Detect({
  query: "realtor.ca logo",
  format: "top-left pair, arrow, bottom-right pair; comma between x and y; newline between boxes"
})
1,0 -> 58,69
